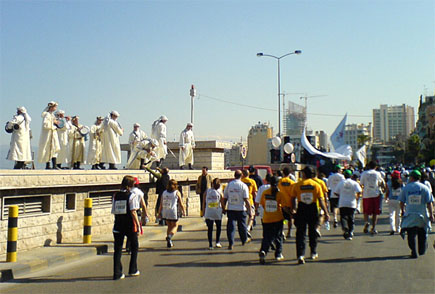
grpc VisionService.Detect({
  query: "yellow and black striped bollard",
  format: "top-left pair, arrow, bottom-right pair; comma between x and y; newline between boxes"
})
6,205 -> 19,262
83,198 -> 92,244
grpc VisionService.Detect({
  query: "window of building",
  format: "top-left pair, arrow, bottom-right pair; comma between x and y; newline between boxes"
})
65,193 -> 76,212
2,195 -> 51,219
88,190 -> 117,208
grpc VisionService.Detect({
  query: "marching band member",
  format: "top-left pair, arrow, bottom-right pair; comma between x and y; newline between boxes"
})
101,110 -> 123,170
37,101 -> 61,169
87,116 -> 104,169
126,138 -> 158,170
55,110 -> 72,169
151,115 -> 168,167
69,116 -> 87,169
6,106 -> 32,169
179,123 -> 195,170
128,123 -> 147,153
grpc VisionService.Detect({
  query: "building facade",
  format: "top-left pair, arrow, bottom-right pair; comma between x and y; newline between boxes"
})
224,142 -> 247,167
247,122 -> 273,165
284,101 -> 306,137
372,104 -> 415,143
344,123 -> 372,152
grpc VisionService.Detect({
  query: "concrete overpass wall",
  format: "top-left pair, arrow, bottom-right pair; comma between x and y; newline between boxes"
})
0,169 -> 233,254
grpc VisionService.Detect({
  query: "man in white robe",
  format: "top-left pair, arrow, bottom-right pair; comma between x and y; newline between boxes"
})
179,123 -> 195,170
128,123 -> 147,152
6,106 -> 32,169
151,115 -> 168,167
126,138 -> 158,170
37,101 -> 61,169
101,110 -> 123,170
87,116 -> 104,169
69,116 -> 86,169
55,110 -> 72,169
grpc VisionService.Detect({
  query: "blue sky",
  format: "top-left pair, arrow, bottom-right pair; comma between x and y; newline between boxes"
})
1,0 -> 434,152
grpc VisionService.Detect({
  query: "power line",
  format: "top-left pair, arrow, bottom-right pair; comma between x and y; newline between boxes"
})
198,93 -> 372,118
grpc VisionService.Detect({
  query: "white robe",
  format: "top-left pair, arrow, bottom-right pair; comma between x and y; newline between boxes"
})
126,140 -> 158,169
179,129 -> 195,166
37,111 -> 60,163
128,130 -> 147,152
151,121 -> 167,160
70,125 -> 86,163
86,124 -> 103,165
57,120 -> 72,165
101,116 -> 123,164
7,113 -> 32,162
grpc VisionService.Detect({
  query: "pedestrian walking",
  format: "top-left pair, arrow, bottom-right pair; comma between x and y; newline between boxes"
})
386,170 -> 404,235
158,179 -> 186,248
195,166 -> 213,217
278,167 -> 295,238
399,170 -> 434,258
290,166 -> 329,264
221,170 -> 253,250
327,164 -> 344,228
111,175 -> 141,280
203,178 -> 223,249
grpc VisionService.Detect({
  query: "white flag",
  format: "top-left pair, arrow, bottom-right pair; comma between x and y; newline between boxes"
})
356,145 -> 367,167
330,114 -> 347,150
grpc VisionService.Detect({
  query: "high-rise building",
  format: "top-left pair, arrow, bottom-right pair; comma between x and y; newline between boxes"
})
224,142 -> 247,167
247,122 -> 273,165
284,101 -> 306,137
372,104 -> 415,143
344,123 -> 372,152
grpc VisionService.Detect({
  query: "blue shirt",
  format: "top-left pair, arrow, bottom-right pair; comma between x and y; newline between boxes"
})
399,181 -> 433,231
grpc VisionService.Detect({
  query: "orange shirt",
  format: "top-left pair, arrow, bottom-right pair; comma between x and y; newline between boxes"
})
290,178 -> 324,205
241,177 -> 258,205
260,188 -> 288,223
278,176 -> 295,205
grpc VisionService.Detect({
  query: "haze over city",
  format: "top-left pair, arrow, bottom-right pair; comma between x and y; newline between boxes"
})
1,0 -> 434,166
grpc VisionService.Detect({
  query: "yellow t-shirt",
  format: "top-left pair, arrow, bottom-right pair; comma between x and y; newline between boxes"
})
278,176 -> 295,204
312,177 -> 328,210
290,178 -> 324,205
260,188 -> 288,223
241,177 -> 258,205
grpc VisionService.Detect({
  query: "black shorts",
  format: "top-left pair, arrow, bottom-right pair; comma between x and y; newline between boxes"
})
330,198 -> 339,211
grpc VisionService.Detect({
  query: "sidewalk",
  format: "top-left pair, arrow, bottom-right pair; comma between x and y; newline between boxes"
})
0,216 -> 204,282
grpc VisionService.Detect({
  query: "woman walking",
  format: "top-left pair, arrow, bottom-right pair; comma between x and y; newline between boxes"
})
159,179 -> 186,248
203,178 -> 223,249
386,170 -> 404,235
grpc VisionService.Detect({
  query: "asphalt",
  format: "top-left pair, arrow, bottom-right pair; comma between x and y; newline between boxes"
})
0,216 -> 204,282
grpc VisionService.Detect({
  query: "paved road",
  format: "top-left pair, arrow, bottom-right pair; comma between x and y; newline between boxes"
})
2,213 -> 434,294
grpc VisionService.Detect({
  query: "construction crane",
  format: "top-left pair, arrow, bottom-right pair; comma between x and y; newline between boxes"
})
300,94 -> 328,116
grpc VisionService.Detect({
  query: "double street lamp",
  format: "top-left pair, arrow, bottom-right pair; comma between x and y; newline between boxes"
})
257,50 -> 302,137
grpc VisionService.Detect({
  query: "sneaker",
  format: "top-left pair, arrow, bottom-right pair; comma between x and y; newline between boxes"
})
259,251 -> 266,264
315,229 -> 322,238
410,252 -> 418,259
363,223 -> 369,234
333,221 -> 338,228
208,246 -> 214,250
311,253 -> 318,260
166,236 -> 173,248
298,256 -> 305,264
114,273 -> 125,280
275,254 -> 284,261
346,236 -> 353,241
228,244 -> 233,250
215,243 -> 222,248
370,228 -> 378,235
129,271 -> 140,277
389,231 -> 395,235
247,232 -> 252,239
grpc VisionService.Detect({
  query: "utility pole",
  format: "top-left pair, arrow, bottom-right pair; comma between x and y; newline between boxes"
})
190,85 -> 196,124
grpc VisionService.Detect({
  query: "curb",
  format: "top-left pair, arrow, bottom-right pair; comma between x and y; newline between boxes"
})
0,216 -> 203,283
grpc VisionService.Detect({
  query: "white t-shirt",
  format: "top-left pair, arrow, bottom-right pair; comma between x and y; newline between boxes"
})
336,179 -> 362,208
360,169 -> 385,198
255,184 -> 271,219
131,187 -> 144,204
204,188 -> 223,220
328,173 -> 345,198
161,190 -> 179,220
223,179 -> 249,211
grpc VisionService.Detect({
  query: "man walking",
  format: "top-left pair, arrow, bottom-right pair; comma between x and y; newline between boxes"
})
196,167 -> 213,217
221,170 -> 253,250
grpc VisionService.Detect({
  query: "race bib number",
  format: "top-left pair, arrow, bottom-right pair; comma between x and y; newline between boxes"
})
163,199 -> 171,209
408,195 -> 421,205
113,200 -> 127,214
208,202 -> 219,208
301,193 -> 313,204
265,200 -> 278,212
229,196 -> 240,205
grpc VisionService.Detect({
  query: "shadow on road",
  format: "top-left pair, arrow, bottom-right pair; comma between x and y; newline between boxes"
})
318,255 -> 408,263
5,276 -> 112,284
154,259 -> 299,268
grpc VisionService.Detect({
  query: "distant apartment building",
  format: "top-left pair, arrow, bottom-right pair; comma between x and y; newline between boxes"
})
247,122 -> 273,165
372,104 -> 415,143
315,130 -> 328,150
284,101 -> 306,137
415,95 -> 434,140
344,123 -> 372,152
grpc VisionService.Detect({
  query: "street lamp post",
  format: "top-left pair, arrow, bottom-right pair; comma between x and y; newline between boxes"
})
257,50 -> 302,137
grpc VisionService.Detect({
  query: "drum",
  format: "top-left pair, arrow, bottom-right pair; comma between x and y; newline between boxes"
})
55,119 -> 65,129
79,126 -> 90,136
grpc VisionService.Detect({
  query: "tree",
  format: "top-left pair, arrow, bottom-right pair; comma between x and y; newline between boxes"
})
404,134 -> 421,165
357,134 -> 371,148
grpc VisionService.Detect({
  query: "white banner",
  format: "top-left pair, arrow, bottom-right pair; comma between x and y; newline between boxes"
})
330,114 -> 347,150
356,145 -> 367,167
301,129 -> 352,161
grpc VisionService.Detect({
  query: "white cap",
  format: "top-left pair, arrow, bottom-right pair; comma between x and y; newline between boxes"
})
56,110 -> 65,115
150,139 -> 158,146
111,110 -> 120,117
159,115 -> 168,121
134,123 -> 140,127
17,106 -> 27,114
187,122 -> 193,127
48,101 -> 58,107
